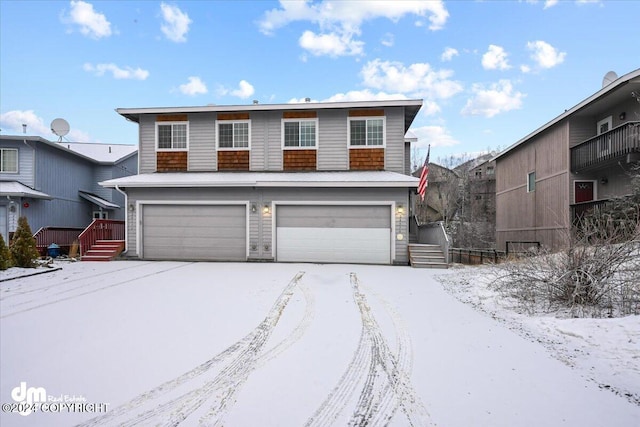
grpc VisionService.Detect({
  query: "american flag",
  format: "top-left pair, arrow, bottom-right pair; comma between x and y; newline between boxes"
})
417,145 -> 430,201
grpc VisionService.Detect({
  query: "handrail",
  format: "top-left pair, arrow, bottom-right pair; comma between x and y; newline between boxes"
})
33,226 -> 84,256
78,219 -> 125,257
571,121 -> 640,172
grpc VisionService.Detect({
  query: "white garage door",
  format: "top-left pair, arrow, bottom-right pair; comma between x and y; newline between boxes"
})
276,205 -> 391,264
142,204 -> 246,261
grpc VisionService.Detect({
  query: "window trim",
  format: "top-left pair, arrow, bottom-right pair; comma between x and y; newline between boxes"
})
527,171 -> 536,193
155,122 -> 189,152
281,118 -> 319,150
348,116 -> 386,148
216,120 -> 251,151
0,148 -> 18,173
596,116 -> 612,155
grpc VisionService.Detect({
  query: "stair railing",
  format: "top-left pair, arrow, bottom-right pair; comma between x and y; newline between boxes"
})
78,219 -> 125,257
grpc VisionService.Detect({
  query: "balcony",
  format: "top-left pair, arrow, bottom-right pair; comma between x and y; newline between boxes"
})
570,121 -> 640,172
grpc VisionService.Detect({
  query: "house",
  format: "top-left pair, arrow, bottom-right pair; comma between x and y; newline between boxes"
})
494,68 -> 640,252
100,99 -> 423,265
0,135 -> 137,244
412,162 -> 460,224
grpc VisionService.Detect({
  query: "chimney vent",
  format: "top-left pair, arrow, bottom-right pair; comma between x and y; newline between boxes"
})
22,124 -> 27,134
305,97 -> 311,103
253,100 -> 259,105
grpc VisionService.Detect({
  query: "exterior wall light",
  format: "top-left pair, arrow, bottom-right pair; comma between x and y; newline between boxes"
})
251,203 -> 257,213
396,205 -> 405,215
263,204 -> 271,214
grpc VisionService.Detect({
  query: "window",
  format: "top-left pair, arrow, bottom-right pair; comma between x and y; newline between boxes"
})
527,171 -> 536,193
596,116 -> 612,155
486,166 -> 495,175
0,149 -> 18,173
349,118 -> 384,146
218,121 -> 250,149
283,119 -> 317,148
157,122 -> 188,150
93,211 -> 108,219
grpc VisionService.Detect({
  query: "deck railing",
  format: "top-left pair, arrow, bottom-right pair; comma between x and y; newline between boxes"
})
570,121 -> 640,172
33,226 -> 84,256
78,219 -> 125,257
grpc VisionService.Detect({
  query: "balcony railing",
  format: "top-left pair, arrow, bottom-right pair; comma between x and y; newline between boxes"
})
78,219 -> 125,257
570,121 -> 640,172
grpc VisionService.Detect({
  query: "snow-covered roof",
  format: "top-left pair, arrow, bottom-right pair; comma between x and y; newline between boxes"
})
63,142 -> 137,163
78,191 -> 120,209
0,181 -> 53,199
101,171 -> 419,189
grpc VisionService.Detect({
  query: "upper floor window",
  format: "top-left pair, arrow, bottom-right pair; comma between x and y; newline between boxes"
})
349,117 -> 384,147
283,119 -> 317,148
0,148 -> 18,173
218,121 -> 250,149
486,166 -> 495,175
157,122 -> 188,150
527,171 -> 536,193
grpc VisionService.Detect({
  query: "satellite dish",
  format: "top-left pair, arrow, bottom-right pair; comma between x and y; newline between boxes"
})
602,71 -> 618,88
51,118 -> 70,141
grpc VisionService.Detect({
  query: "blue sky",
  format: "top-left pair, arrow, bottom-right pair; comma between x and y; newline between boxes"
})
1,0 -> 638,166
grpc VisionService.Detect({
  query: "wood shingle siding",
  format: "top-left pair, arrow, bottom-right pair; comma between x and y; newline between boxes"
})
283,149 -> 317,171
157,152 -> 188,172
156,114 -> 188,122
218,150 -> 250,171
217,112 -> 250,121
349,109 -> 385,117
350,148 -> 385,170
283,111 -> 317,119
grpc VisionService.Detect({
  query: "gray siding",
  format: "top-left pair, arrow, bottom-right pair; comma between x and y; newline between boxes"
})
250,113 -> 266,170
404,141 -> 411,175
139,115 -> 156,174
0,140 -> 34,188
125,186 -> 411,264
189,113 -> 216,171
93,166 -> 113,200
317,109 -> 348,170
265,111 -> 282,171
385,107 -> 405,173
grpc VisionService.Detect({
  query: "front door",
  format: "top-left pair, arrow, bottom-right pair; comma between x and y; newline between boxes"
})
575,181 -> 594,203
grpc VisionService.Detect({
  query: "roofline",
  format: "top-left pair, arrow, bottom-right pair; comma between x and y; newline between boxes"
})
493,68 -> 640,161
0,135 -> 137,164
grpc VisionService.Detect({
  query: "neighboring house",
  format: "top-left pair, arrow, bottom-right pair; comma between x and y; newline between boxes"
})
412,162 -> 460,224
457,156 -> 496,248
0,136 -> 137,242
100,99 -> 423,265
494,68 -> 640,252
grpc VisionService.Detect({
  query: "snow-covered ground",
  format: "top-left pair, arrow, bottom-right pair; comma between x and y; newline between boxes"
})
1,261 -> 638,427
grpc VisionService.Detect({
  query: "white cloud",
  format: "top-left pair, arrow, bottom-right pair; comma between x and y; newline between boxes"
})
0,110 -> 90,141
179,76 -> 208,96
231,80 -> 255,99
259,0 -> 448,56
441,47 -> 459,62
288,90 -> 408,104
65,0 -> 112,39
544,0 -> 559,9
299,30 -> 364,57
526,40 -> 566,69
381,33 -> 394,47
361,59 -> 463,100
482,45 -> 511,70
160,2 -> 191,43
411,125 -> 460,148
461,80 -> 525,118
83,63 -> 149,80
520,64 -> 532,74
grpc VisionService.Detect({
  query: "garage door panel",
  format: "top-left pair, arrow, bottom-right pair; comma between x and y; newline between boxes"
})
277,205 -> 390,228
277,227 -> 390,264
142,204 -> 246,261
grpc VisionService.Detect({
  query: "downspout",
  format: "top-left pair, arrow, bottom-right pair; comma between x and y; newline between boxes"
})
114,185 -> 128,255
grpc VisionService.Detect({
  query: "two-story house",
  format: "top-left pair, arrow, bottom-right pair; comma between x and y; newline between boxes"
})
0,135 -> 137,243
494,68 -> 640,252
100,99 -> 423,264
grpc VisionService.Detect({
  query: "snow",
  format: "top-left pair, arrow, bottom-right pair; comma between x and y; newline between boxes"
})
1,261 -> 638,426
62,142 -> 137,163
100,170 -> 419,188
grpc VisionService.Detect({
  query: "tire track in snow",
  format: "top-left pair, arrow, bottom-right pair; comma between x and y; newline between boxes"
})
78,271 -> 311,427
0,262 -> 154,300
306,273 -> 432,427
1,263 -> 194,319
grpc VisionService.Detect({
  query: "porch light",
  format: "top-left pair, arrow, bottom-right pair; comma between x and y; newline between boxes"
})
263,204 -> 271,214
396,205 -> 405,215
251,203 -> 257,213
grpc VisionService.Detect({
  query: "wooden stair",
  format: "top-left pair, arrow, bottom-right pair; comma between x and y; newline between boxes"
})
409,244 -> 448,269
82,240 -> 125,261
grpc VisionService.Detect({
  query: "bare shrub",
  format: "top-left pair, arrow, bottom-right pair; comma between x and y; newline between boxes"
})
490,205 -> 640,318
